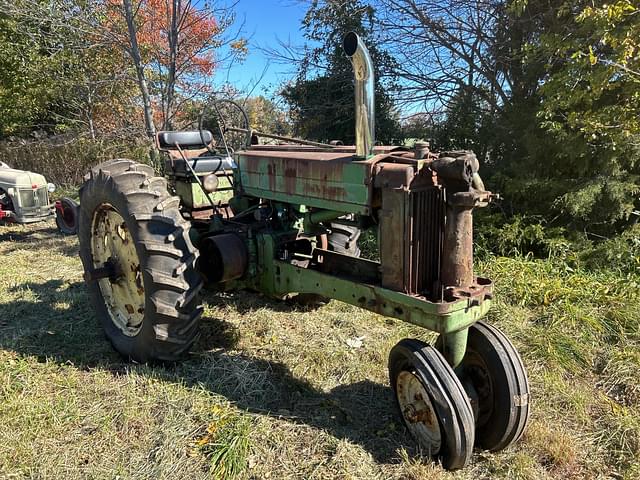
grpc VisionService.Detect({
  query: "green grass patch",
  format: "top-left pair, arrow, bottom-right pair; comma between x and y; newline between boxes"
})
195,405 -> 251,479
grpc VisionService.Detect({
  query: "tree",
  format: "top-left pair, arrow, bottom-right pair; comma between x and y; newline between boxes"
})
433,87 -> 495,160
376,0 -> 554,158
278,0 -> 400,145
2,0 -> 245,140
243,96 -> 290,137
378,0 -> 640,234
377,1 -> 518,112
117,0 -> 157,138
0,1 -> 82,136
105,0 -> 244,134
534,0 -> 640,229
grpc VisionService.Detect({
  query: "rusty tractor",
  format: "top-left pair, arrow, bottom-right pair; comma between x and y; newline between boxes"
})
77,33 -> 529,469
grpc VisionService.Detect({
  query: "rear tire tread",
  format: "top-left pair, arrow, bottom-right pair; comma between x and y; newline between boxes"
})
78,159 -> 203,362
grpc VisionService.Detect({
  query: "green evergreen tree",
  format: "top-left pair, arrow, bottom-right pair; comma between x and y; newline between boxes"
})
281,0 -> 400,145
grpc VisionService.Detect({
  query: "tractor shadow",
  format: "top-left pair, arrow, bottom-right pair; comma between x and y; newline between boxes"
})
0,222 -> 78,257
0,279 -> 415,464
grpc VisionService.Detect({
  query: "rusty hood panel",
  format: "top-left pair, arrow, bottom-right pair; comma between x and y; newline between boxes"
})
236,147 -> 406,213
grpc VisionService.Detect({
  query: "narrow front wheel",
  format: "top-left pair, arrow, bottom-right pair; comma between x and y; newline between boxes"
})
389,338 -> 475,470
457,321 -> 530,451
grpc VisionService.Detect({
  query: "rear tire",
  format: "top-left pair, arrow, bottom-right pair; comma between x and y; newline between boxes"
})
55,197 -> 79,235
78,159 -> 203,362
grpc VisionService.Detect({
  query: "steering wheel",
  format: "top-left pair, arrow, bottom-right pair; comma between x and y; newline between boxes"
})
199,98 -> 251,156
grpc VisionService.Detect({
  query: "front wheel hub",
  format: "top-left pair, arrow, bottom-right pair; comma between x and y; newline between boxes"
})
396,369 -> 442,454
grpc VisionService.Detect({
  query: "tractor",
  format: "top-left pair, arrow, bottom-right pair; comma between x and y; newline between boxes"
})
77,33 -> 529,470
0,160 -> 78,233
0,161 -> 56,223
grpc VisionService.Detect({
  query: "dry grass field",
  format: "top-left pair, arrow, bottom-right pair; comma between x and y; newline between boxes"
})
0,220 -> 638,479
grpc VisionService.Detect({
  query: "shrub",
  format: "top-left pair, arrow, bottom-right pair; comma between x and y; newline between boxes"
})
475,210 -> 573,261
0,137 -> 152,186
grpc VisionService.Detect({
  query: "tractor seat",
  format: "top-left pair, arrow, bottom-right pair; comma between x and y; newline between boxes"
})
157,130 -> 213,149
165,154 -> 235,176
158,130 -> 235,175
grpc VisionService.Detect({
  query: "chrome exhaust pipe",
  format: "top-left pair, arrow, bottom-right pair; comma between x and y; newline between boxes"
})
343,32 -> 375,158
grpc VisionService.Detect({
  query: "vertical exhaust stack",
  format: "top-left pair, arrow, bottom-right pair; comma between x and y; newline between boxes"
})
343,32 -> 375,158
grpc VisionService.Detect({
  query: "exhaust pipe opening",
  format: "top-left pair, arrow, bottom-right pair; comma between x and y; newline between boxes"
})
343,32 -> 375,158
343,32 -> 359,57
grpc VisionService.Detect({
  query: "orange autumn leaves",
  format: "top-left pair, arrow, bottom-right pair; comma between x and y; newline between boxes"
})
106,0 -> 218,76
100,0 -> 222,130
137,0 -> 218,76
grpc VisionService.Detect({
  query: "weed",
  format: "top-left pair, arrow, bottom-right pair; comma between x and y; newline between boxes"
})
195,405 -> 251,479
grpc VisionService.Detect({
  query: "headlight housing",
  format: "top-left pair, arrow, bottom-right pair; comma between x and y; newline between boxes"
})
202,174 -> 219,193
47,183 -> 56,193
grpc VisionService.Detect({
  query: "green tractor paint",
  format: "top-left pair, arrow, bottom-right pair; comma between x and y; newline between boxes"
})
77,33 -> 530,470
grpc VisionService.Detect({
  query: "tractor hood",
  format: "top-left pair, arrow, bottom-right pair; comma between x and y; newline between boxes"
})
0,168 -> 48,189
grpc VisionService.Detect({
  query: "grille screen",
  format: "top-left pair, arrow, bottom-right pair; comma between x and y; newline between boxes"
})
36,187 -> 48,206
19,189 -> 36,207
408,187 -> 444,298
18,188 -> 48,208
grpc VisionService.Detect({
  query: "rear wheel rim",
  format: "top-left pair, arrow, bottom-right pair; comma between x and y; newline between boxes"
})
396,369 -> 442,454
91,204 -> 145,336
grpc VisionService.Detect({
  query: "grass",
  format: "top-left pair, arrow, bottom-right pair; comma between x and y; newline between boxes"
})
0,221 -> 638,479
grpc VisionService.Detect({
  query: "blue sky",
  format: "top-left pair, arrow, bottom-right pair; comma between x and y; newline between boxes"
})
215,0 -> 308,96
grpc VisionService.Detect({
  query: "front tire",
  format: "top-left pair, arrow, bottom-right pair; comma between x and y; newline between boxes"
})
78,159 -> 203,362
457,321 -> 530,451
389,339 -> 475,470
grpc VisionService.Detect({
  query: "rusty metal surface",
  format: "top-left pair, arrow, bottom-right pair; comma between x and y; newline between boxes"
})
190,208 -> 215,220
379,187 -> 407,291
377,163 -> 444,300
270,255 -> 493,333
444,277 -> 493,303
414,141 -> 431,160
373,162 -> 415,189
313,248 -> 380,284
409,187 -> 445,297
237,150 -> 396,213
441,204 -> 474,288
245,144 -> 405,155
440,190 -> 492,289
200,233 -> 248,283
240,149 -> 378,162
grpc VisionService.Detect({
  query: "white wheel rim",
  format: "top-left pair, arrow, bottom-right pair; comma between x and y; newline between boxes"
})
396,370 -> 442,454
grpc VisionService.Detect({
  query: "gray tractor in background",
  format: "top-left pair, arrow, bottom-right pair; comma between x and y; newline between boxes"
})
0,161 -> 78,234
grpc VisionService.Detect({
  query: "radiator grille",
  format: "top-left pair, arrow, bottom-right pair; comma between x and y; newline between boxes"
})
18,188 -> 48,209
18,189 -> 36,208
36,187 -> 48,206
408,187 -> 444,298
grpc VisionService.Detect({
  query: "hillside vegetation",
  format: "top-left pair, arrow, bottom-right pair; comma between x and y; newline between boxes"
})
1,221 -> 638,479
